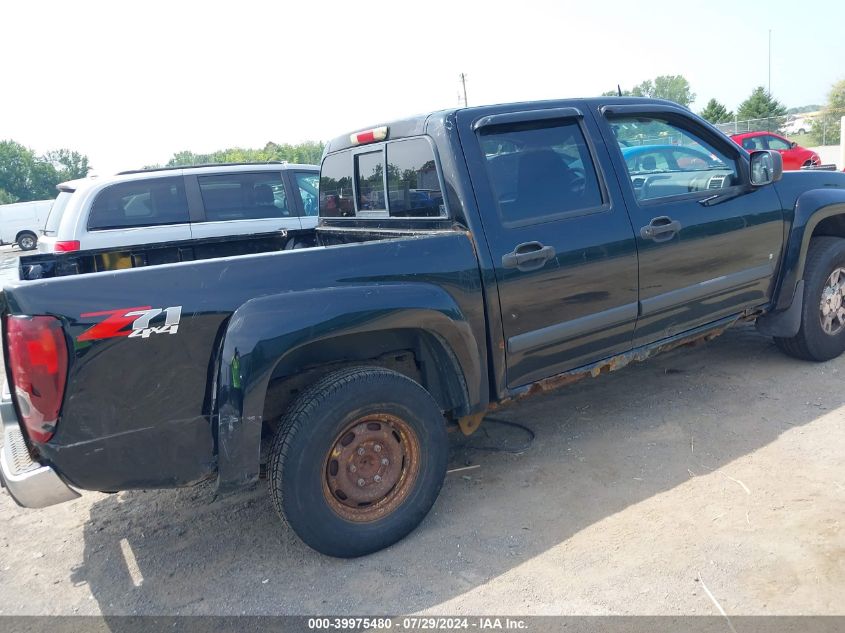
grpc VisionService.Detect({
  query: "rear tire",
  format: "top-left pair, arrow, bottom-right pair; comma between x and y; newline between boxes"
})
268,366 -> 448,557
774,237 -> 845,361
17,232 -> 37,251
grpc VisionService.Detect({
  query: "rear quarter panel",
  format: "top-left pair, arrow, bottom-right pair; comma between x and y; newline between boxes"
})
2,231 -> 486,491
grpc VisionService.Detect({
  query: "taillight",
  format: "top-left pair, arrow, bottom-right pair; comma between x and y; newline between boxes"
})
349,126 -> 388,146
54,241 -> 80,252
5,316 -> 68,443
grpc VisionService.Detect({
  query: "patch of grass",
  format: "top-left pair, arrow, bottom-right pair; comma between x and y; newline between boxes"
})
789,133 -> 815,146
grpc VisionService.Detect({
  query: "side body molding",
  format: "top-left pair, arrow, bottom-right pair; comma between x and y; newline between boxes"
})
214,283 -> 483,491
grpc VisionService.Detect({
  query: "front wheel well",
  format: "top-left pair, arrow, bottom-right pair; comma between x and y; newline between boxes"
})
261,329 -> 469,436
15,230 -> 36,241
811,215 -> 845,240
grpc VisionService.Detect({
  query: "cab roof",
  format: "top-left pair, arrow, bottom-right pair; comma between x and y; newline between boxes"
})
323,97 -> 685,155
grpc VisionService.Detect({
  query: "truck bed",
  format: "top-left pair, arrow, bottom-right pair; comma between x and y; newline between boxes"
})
18,230 -> 312,281
2,226 -> 486,492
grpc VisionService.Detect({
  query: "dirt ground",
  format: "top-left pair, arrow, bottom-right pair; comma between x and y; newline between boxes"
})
0,246 -> 843,616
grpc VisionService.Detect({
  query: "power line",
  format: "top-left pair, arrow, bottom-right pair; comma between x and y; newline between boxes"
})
768,29 -> 772,94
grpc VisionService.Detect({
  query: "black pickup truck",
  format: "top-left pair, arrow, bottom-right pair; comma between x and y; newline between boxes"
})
3,98 -> 845,557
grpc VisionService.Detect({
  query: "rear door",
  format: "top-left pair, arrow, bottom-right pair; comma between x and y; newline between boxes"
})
596,104 -> 784,346
80,175 -> 192,250
458,106 -> 639,388
187,169 -> 303,239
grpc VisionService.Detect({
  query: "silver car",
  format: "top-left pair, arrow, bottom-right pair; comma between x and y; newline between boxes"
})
39,162 -> 319,252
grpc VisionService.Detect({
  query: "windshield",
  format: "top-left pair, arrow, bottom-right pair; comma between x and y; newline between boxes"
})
43,191 -> 73,235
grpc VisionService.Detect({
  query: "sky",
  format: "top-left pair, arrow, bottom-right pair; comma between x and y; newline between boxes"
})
1,0 -> 843,175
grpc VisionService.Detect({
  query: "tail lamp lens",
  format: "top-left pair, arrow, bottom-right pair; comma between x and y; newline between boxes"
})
5,316 -> 68,443
55,241 -> 81,252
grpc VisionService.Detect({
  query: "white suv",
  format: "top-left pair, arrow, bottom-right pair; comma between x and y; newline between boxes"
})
39,162 -> 319,253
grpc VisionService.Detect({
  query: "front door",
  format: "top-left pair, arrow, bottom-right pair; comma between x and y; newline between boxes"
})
458,106 -> 639,388
596,104 -> 785,346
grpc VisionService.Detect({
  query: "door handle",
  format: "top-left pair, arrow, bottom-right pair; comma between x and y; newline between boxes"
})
502,241 -> 556,270
640,216 -> 681,242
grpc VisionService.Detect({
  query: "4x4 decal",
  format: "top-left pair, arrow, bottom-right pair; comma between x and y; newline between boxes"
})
78,306 -> 182,341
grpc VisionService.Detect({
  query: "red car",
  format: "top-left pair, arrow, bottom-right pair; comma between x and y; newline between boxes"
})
730,131 -> 821,170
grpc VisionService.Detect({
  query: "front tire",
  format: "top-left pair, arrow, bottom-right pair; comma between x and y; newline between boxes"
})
775,237 -> 845,361
268,366 -> 448,557
17,232 -> 37,251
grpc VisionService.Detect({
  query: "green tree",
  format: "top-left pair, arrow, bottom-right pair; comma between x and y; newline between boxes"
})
0,140 -> 58,201
45,149 -> 91,181
0,188 -> 17,205
736,87 -> 787,131
603,75 -> 695,108
635,75 -> 696,107
810,79 -> 845,145
0,140 -> 91,202
699,98 -> 734,124
0,140 -> 37,201
163,141 -> 325,168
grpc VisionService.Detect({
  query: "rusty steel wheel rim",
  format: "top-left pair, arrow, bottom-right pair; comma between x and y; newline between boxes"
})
323,413 -> 421,522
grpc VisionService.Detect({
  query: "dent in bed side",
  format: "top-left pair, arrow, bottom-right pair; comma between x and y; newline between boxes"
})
214,283 -> 485,492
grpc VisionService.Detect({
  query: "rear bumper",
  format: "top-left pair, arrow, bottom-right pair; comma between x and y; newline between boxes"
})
0,387 -> 79,508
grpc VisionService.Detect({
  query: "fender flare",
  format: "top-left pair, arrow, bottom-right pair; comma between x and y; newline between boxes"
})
772,189 -> 845,313
214,283 -> 484,491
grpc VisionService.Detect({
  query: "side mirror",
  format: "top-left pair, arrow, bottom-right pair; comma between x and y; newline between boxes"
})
790,141 -> 798,148
750,150 -> 783,186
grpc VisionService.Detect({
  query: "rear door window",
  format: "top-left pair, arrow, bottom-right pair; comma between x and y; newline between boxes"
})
198,172 -> 290,221
88,177 -> 188,230
479,119 -> 604,225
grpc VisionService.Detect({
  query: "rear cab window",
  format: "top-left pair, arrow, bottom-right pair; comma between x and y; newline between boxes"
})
88,177 -> 188,231
320,138 -> 445,219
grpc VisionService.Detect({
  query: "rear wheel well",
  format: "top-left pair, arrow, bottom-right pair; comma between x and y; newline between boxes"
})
15,230 -> 36,241
261,329 -> 468,438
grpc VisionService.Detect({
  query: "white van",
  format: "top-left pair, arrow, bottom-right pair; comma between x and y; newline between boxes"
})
0,199 -> 54,250
39,162 -> 319,253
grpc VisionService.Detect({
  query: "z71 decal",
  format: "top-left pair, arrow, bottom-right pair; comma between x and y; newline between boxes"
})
77,306 -> 182,342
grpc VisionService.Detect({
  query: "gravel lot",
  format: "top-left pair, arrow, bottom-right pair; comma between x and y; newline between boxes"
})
0,245 -> 843,616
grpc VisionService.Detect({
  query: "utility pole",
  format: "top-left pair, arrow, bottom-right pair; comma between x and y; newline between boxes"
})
460,73 -> 468,107
768,29 -> 772,94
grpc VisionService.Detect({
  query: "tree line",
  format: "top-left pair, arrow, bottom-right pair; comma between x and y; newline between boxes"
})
0,141 -> 90,204
605,75 -> 844,145
0,140 -> 325,204
154,141 -> 325,169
